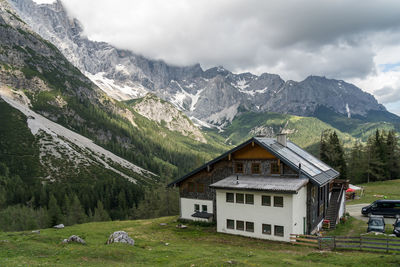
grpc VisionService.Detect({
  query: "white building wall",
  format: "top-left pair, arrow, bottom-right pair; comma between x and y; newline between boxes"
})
291,186 -> 307,235
180,198 -> 213,221
338,192 -> 346,222
216,188 -> 307,242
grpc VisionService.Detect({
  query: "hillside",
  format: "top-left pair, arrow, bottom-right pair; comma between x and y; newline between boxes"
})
215,111 -> 355,155
0,0 -> 228,182
0,216 -> 399,266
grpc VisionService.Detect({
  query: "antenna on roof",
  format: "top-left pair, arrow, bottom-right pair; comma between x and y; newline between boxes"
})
298,163 -> 302,177
236,175 -> 239,184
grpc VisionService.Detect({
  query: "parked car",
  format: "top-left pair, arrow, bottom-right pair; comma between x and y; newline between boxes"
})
367,215 -> 385,233
361,200 -> 400,217
393,217 -> 400,237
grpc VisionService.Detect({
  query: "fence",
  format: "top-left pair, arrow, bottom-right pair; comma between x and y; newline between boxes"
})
290,234 -> 400,253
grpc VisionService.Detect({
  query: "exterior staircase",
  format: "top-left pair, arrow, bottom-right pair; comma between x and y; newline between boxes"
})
325,188 -> 343,230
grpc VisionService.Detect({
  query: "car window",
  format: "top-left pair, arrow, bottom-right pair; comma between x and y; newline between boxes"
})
369,219 -> 384,226
395,221 -> 400,227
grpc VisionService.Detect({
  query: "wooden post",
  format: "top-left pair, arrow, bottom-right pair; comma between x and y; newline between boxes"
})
318,237 -> 321,250
387,237 -> 389,253
333,236 -> 336,250
360,236 -> 362,250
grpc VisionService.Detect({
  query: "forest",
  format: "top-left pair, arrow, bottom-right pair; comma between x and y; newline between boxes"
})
320,129 -> 400,184
1,94 -> 398,231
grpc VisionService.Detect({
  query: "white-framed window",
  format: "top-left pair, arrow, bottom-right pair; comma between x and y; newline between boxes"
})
246,221 -> 254,232
226,192 -> 234,203
262,224 -> 271,235
274,225 -> 284,237
194,204 -> 199,212
236,220 -> 244,231
236,193 -> 244,204
262,195 -> 271,206
245,194 -> 254,204
227,219 -> 234,229
274,196 -> 284,207
202,205 -> 207,212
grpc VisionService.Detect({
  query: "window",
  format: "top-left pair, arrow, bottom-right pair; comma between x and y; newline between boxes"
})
236,193 -> 244,204
194,204 -> 199,212
235,162 -> 244,173
274,196 -> 283,207
251,163 -> 261,174
202,205 -> 208,212
226,192 -> 234,203
270,162 -> 280,174
262,195 -> 271,206
262,224 -> 271,235
236,220 -> 244,231
245,194 -> 254,204
274,225 -> 284,236
197,183 -> 204,193
246,222 -> 254,232
188,182 -> 195,192
227,219 -> 234,229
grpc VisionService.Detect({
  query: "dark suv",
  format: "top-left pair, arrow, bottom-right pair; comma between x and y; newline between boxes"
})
394,218 -> 400,237
367,215 -> 385,233
361,200 -> 400,217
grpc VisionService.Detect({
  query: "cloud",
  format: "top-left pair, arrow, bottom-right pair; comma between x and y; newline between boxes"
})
59,1 -> 400,78
37,0 -> 400,114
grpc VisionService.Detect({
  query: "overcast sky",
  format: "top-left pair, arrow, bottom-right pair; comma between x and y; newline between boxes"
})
34,0 -> 400,115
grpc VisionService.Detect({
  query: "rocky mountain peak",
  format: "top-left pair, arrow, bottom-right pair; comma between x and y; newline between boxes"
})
8,0 -> 395,128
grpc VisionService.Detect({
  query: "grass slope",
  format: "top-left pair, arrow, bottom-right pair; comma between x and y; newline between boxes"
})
347,179 -> 400,205
1,216 -> 399,266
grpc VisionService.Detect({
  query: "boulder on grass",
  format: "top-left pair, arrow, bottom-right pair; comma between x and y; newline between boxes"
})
106,231 -> 134,246
53,224 -> 65,229
62,235 -> 86,245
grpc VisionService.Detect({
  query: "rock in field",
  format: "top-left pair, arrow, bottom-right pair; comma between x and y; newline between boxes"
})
53,224 -> 65,229
62,235 -> 86,245
106,231 -> 134,246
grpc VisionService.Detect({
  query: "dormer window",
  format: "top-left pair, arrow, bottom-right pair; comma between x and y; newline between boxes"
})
251,163 -> 261,174
235,162 -> 244,173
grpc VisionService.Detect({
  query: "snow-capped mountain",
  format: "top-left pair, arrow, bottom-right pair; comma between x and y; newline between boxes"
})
9,0 -> 389,128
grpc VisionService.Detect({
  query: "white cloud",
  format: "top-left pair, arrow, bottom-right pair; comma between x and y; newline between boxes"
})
52,0 -> 400,114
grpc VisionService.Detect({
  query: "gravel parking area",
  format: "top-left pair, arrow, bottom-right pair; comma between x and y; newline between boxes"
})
346,203 -> 396,224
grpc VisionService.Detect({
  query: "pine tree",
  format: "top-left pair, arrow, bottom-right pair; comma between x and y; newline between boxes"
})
93,200 -> 110,222
385,130 -> 400,180
48,194 -> 62,226
67,195 -> 87,225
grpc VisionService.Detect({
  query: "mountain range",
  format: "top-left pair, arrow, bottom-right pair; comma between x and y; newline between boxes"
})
9,0 -> 397,131
2,0 -> 400,178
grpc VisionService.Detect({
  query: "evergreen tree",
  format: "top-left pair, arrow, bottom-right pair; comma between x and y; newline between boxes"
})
67,195 -> 87,225
93,200 -> 111,222
386,130 -> 400,180
48,194 -> 62,226
319,130 -> 347,179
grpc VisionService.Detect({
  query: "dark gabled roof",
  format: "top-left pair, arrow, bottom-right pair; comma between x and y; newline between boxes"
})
209,176 -> 308,194
168,137 -> 339,187
191,212 -> 214,219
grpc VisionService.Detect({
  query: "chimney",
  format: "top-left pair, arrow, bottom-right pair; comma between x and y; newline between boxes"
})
277,133 -> 287,147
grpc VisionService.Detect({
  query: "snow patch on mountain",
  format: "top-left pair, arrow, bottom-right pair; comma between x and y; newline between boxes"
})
346,103 -> 351,118
0,87 -> 156,182
207,103 -> 240,126
86,72 -> 148,101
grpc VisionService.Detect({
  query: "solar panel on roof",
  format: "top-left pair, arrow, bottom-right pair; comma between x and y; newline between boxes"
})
287,142 -> 331,171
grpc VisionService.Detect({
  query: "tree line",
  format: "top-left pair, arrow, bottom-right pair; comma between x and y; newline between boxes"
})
320,129 -> 400,184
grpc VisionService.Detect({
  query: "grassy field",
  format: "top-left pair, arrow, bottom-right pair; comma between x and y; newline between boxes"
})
347,179 -> 400,205
1,216 -> 400,266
